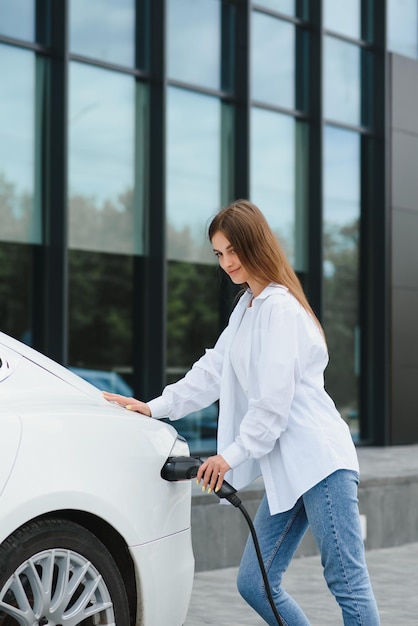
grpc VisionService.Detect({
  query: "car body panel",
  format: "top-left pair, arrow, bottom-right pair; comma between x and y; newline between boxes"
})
0,414 -> 21,497
0,331 -> 195,625
130,529 -> 194,625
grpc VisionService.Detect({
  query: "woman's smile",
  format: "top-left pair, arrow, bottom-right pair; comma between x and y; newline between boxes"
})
211,231 -> 267,297
211,232 -> 251,285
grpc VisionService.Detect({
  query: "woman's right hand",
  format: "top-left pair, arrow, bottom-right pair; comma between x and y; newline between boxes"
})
102,392 -> 152,416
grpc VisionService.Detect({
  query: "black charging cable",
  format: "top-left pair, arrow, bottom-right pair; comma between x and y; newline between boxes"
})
161,456 -> 284,626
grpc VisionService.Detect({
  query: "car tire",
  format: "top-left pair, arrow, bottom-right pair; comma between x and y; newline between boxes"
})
0,517 -> 131,625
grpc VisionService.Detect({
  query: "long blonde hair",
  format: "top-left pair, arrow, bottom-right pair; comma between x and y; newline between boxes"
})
208,199 -> 323,333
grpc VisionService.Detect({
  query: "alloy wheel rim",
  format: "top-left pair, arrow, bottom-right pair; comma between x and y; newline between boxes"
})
0,548 -> 115,625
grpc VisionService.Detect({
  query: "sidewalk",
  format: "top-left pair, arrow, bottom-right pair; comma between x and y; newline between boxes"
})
185,541 -> 418,625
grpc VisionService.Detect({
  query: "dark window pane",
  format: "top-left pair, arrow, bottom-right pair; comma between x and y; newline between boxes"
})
166,260 -> 221,453
69,0 -> 135,66
0,243 -> 32,342
68,250 -> 134,391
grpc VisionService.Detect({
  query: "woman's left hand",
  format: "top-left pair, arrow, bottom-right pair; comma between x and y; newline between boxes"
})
196,454 -> 231,494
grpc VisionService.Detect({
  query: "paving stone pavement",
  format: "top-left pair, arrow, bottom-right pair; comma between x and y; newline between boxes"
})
185,541 -> 418,625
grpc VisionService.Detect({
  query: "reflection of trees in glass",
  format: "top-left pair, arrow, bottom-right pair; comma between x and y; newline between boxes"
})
323,219 -> 359,419
167,260 -> 220,383
0,171 -> 33,242
166,221 -> 292,266
0,241 -> 31,340
69,188 -> 136,253
167,221 -> 214,264
68,249 -> 133,373
272,226 -> 293,263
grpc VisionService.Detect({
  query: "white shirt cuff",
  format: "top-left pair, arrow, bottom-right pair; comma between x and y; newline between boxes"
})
147,396 -> 170,418
220,441 -> 249,469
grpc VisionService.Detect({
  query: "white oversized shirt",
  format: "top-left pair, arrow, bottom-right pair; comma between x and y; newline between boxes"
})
148,284 -> 359,514
230,305 -> 253,393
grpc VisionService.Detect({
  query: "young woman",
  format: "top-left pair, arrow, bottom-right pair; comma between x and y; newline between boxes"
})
103,200 -> 380,625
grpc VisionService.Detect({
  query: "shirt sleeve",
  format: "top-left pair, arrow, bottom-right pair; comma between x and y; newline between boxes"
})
221,301 -> 320,467
147,326 -> 229,420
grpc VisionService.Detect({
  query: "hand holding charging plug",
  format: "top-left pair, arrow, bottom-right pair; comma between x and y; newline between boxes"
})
196,454 -> 231,494
161,456 -> 240,505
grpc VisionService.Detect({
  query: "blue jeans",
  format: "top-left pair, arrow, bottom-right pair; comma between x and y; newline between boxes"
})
237,470 -> 380,625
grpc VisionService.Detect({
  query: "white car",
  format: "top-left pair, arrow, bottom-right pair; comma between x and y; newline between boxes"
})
0,331 -> 194,626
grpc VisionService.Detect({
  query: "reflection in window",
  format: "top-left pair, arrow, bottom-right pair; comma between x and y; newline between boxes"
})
250,108 -> 308,272
0,0 -> 34,41
68,249 -> 134,388
167,260 -> 220,453
69,63 -> 146,254
324,0 -> 361,39
69,0 -> 135,66
0,45 -> 40,244
254,0 -> 295,15
167,0 -> 221,90
251,12 -> 295,109
324,37 -> 361,126
323,126 -> 360,440
388,0 -> 418,59
167,87 -> 228,263
0,243 -> 32,342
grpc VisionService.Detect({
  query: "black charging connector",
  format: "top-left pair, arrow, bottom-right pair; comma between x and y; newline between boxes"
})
161,455 -> 242,506
161,455 -> 284,626
161,455 -> 203,481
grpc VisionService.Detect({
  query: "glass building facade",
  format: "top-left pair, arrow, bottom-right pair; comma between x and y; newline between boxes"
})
1,0 -> 417,453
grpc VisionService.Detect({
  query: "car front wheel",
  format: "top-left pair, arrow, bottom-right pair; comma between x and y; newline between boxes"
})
0,518 -> 131,625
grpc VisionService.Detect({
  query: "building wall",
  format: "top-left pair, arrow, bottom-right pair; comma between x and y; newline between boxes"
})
390,53 -> 418,443
2,4 -> 418,448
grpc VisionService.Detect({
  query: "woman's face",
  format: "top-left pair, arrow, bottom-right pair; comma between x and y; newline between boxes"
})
211,231 -> 251,286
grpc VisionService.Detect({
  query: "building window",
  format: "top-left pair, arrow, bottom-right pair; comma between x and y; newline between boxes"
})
166,87 -> 226,263
0,45 -> 40,244
323,0 -> 361,39
69,0 -> 135,67
167,0 -> 222,89
250,109 -> 308,272
254,0 -> 296,16
324,36 -> 361,126
251,11 -> 295,110
323,126 -> 361,440
68,62 -> 147,255
0,243 -> 33,345
0,0 -> 35,41
387,0 -> 418,59
68,250 -> 135,392
166,260 -> 220,454
0,0 -> 388,448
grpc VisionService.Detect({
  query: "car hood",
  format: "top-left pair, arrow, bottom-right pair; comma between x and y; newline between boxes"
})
0,331 -> 104,401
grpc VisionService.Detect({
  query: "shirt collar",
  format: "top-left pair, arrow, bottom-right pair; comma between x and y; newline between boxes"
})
248,283 -> 288,302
